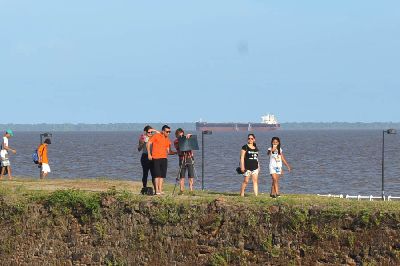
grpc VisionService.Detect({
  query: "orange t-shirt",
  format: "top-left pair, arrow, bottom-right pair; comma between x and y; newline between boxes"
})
38,144 -> 49,164
149,133 -> 171,159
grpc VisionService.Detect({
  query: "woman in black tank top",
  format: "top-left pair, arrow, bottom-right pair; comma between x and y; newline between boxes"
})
239,134 -> 260,196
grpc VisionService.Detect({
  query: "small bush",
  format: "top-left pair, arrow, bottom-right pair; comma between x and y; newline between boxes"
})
46,189 -> 101,218
209,253 -> 228,266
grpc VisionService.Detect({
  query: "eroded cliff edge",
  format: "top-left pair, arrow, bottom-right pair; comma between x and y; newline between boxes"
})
1,186 -> 399,265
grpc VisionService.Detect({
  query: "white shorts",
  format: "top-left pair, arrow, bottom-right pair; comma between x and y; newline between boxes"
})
41,163 -> 51,173
269,166 -> 282,175
1,159 -> 10,167
243,169 -> 259,177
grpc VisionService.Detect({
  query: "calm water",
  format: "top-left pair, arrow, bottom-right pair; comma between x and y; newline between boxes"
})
7,130 -> 400,195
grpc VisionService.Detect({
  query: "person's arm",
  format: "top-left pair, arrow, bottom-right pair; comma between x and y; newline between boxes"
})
138,138 -> 145,152
173,139 -> 179,152
3,140 -> 16,154
38,145 -> 43,164
271,145 -> 278,153
146,141 -> 152,160
281,153 -> 291,172
168,144 -> 177,155
240,149 -> 246,173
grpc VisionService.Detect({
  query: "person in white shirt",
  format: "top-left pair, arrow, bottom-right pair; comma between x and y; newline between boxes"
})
268,137 -> 291,198
1,129 -> 17,180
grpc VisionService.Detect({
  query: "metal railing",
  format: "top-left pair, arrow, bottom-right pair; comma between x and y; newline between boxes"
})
317,194 -> 400,201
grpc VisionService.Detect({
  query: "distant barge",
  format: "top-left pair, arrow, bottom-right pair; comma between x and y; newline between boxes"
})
196,114 -> 280,132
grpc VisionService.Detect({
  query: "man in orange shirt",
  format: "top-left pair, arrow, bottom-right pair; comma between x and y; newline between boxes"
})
147,125 -> 176,195
38,138 -> 51,179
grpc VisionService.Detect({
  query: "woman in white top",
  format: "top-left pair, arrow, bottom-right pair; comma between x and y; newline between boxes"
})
268,137 -> 291,198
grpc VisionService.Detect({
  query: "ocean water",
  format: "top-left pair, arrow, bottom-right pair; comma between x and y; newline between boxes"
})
7,130 -> 400,196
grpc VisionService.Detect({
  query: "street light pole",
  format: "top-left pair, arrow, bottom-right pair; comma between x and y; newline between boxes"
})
382,129 -> 396,200
201,130 -> 212,191
382,130 -> 385,200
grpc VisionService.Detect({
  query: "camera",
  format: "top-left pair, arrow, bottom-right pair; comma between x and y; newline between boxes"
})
178,135 -> 199,151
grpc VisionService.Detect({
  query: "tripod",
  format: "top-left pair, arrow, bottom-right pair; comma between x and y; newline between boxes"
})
173,151 -> 198,195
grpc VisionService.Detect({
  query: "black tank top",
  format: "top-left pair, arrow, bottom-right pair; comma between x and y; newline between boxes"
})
242,145 -> 259,171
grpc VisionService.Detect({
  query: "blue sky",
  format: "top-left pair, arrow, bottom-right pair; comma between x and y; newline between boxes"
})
1,1 -> 399,123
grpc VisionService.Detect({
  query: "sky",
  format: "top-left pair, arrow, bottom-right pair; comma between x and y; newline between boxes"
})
1,1 -> 399,123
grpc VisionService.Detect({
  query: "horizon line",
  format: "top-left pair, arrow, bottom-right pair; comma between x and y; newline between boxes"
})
1,121 -> 400,125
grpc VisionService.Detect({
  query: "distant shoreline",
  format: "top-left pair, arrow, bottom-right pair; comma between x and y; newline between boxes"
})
1,122 -> 399,131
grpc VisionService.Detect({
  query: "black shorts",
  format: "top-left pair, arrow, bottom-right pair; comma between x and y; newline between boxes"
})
153,158 -> 168,178
179,158 -> 195,178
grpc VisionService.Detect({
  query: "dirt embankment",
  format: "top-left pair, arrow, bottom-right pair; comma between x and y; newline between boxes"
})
0,180 -> 399,265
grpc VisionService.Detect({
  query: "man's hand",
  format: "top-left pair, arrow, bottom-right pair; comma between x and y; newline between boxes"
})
148,154 -> 153,160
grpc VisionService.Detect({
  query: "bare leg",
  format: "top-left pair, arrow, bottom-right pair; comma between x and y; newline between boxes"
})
7,166 -> 12,180
179,177 -> 185,192
240,175 -> 250,197
155,177 -> 161,194
271,174 -> 278,196
159,178 -> 164,193
188,178 -> 194,191
41,172 -> 48,179
0,167 -> 4,180
272,174 -> 280,195
252,173 -> 259,196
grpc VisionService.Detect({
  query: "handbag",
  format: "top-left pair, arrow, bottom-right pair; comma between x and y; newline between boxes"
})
236,145 -> 248,174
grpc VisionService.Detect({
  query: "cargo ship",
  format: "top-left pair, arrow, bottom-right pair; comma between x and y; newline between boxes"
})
196,114 -> 280,132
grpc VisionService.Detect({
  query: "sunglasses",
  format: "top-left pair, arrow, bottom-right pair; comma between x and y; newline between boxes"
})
248,138 -> 255,140
147,131 -> 152,134
165,131 -> 171,133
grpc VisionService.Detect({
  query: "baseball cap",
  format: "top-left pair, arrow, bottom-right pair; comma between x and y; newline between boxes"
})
6,129 -> 14,136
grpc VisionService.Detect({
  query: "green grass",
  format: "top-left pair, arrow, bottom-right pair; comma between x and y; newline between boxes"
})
1,179 -> 400,219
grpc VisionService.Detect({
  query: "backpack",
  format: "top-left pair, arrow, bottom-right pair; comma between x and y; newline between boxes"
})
32,149 -> 39,164
32,144 -> 44,164
140,187 -> 154,195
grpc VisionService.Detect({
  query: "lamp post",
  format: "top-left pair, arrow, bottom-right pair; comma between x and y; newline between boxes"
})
382,129 -> 396,200
201,130 -> 212,191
